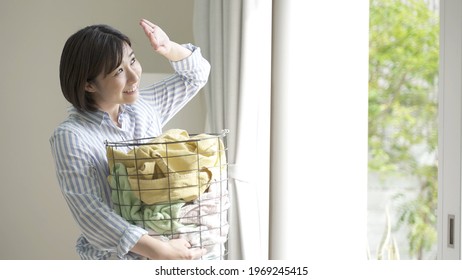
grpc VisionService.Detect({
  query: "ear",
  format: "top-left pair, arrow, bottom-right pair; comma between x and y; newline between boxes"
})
85,81 -> 97,93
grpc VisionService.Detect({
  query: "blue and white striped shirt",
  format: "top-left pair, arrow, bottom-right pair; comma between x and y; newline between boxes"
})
50,44 -> 210,260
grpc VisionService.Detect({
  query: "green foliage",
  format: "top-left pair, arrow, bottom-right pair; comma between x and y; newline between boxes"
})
368,0 -> 439,259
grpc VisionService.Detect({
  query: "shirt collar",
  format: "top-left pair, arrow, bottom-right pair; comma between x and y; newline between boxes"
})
68,104 -> 135,126
120,104 -> 135,114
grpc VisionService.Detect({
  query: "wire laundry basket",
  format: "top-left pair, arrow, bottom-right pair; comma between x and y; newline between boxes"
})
105,129 -> 230,260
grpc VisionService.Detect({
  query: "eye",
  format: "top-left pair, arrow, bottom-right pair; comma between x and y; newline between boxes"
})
130,57 -> 136,65
114,68 -> 123,76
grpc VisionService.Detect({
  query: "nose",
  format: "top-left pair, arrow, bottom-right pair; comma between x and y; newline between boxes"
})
126,65 -> 140,85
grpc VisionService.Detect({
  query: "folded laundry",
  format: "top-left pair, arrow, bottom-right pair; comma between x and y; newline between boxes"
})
107,129 -> 226,204
109,163 -> 188,234
107,129 -> 229,258
126,160 -> 212,205
179,186 -> 231,228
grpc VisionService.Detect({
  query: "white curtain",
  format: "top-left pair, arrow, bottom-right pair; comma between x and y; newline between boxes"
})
193,0 -> 272,260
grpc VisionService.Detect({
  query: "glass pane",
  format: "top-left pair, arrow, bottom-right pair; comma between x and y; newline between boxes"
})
367,0 -> 439,260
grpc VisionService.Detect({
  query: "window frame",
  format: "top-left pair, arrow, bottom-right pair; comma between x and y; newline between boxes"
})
438,0 -> 461,260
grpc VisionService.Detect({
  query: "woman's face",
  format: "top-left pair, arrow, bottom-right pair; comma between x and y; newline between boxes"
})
86,43 -> 142,113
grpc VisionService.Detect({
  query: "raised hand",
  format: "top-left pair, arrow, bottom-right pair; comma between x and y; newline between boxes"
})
139,18 -> 192,62
139,18 -> 172,57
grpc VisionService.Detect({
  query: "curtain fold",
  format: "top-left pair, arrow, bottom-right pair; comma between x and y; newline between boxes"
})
193,0 -> 272,260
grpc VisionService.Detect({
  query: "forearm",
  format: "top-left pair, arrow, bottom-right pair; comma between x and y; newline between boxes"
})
131,234 -> 170,259
163,41 -> 193,62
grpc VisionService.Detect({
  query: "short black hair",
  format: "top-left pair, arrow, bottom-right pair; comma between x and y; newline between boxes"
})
59,24 -> 131,111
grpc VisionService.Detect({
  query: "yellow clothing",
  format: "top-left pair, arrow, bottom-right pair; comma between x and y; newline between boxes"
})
107,129 -> 226,205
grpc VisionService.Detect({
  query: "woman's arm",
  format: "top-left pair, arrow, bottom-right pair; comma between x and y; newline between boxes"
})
50,127 -> 148,258
137,19 -> 211,127
51,127 -> 205,260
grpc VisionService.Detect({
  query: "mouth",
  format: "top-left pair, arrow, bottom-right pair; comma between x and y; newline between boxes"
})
123,85 -> 138,94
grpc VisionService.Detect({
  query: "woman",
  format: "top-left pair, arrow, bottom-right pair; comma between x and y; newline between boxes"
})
50,19 -> 210,260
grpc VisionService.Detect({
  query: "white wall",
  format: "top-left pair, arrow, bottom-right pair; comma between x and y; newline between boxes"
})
0,0 -> 205,259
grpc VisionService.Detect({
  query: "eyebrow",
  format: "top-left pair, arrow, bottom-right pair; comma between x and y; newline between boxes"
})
104,51 -> 136,77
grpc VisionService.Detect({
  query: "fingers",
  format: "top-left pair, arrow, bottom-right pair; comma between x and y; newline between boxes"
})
140,19 -> 162,37
189,248 -> 207,260
140,18 -> 155,28
139,19 -> 155,38
139,18 -> 155,31
139,18 -> 170,54
169,239 -> 206,260
170,238 -> 191,247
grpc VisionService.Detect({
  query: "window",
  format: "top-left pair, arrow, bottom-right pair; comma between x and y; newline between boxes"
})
367,0 -> 440,260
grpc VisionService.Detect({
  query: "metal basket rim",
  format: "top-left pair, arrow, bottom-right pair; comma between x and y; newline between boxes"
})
105,129 -> 229,148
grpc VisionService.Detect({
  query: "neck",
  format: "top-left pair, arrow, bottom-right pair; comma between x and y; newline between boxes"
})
100,105 -> 121,127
